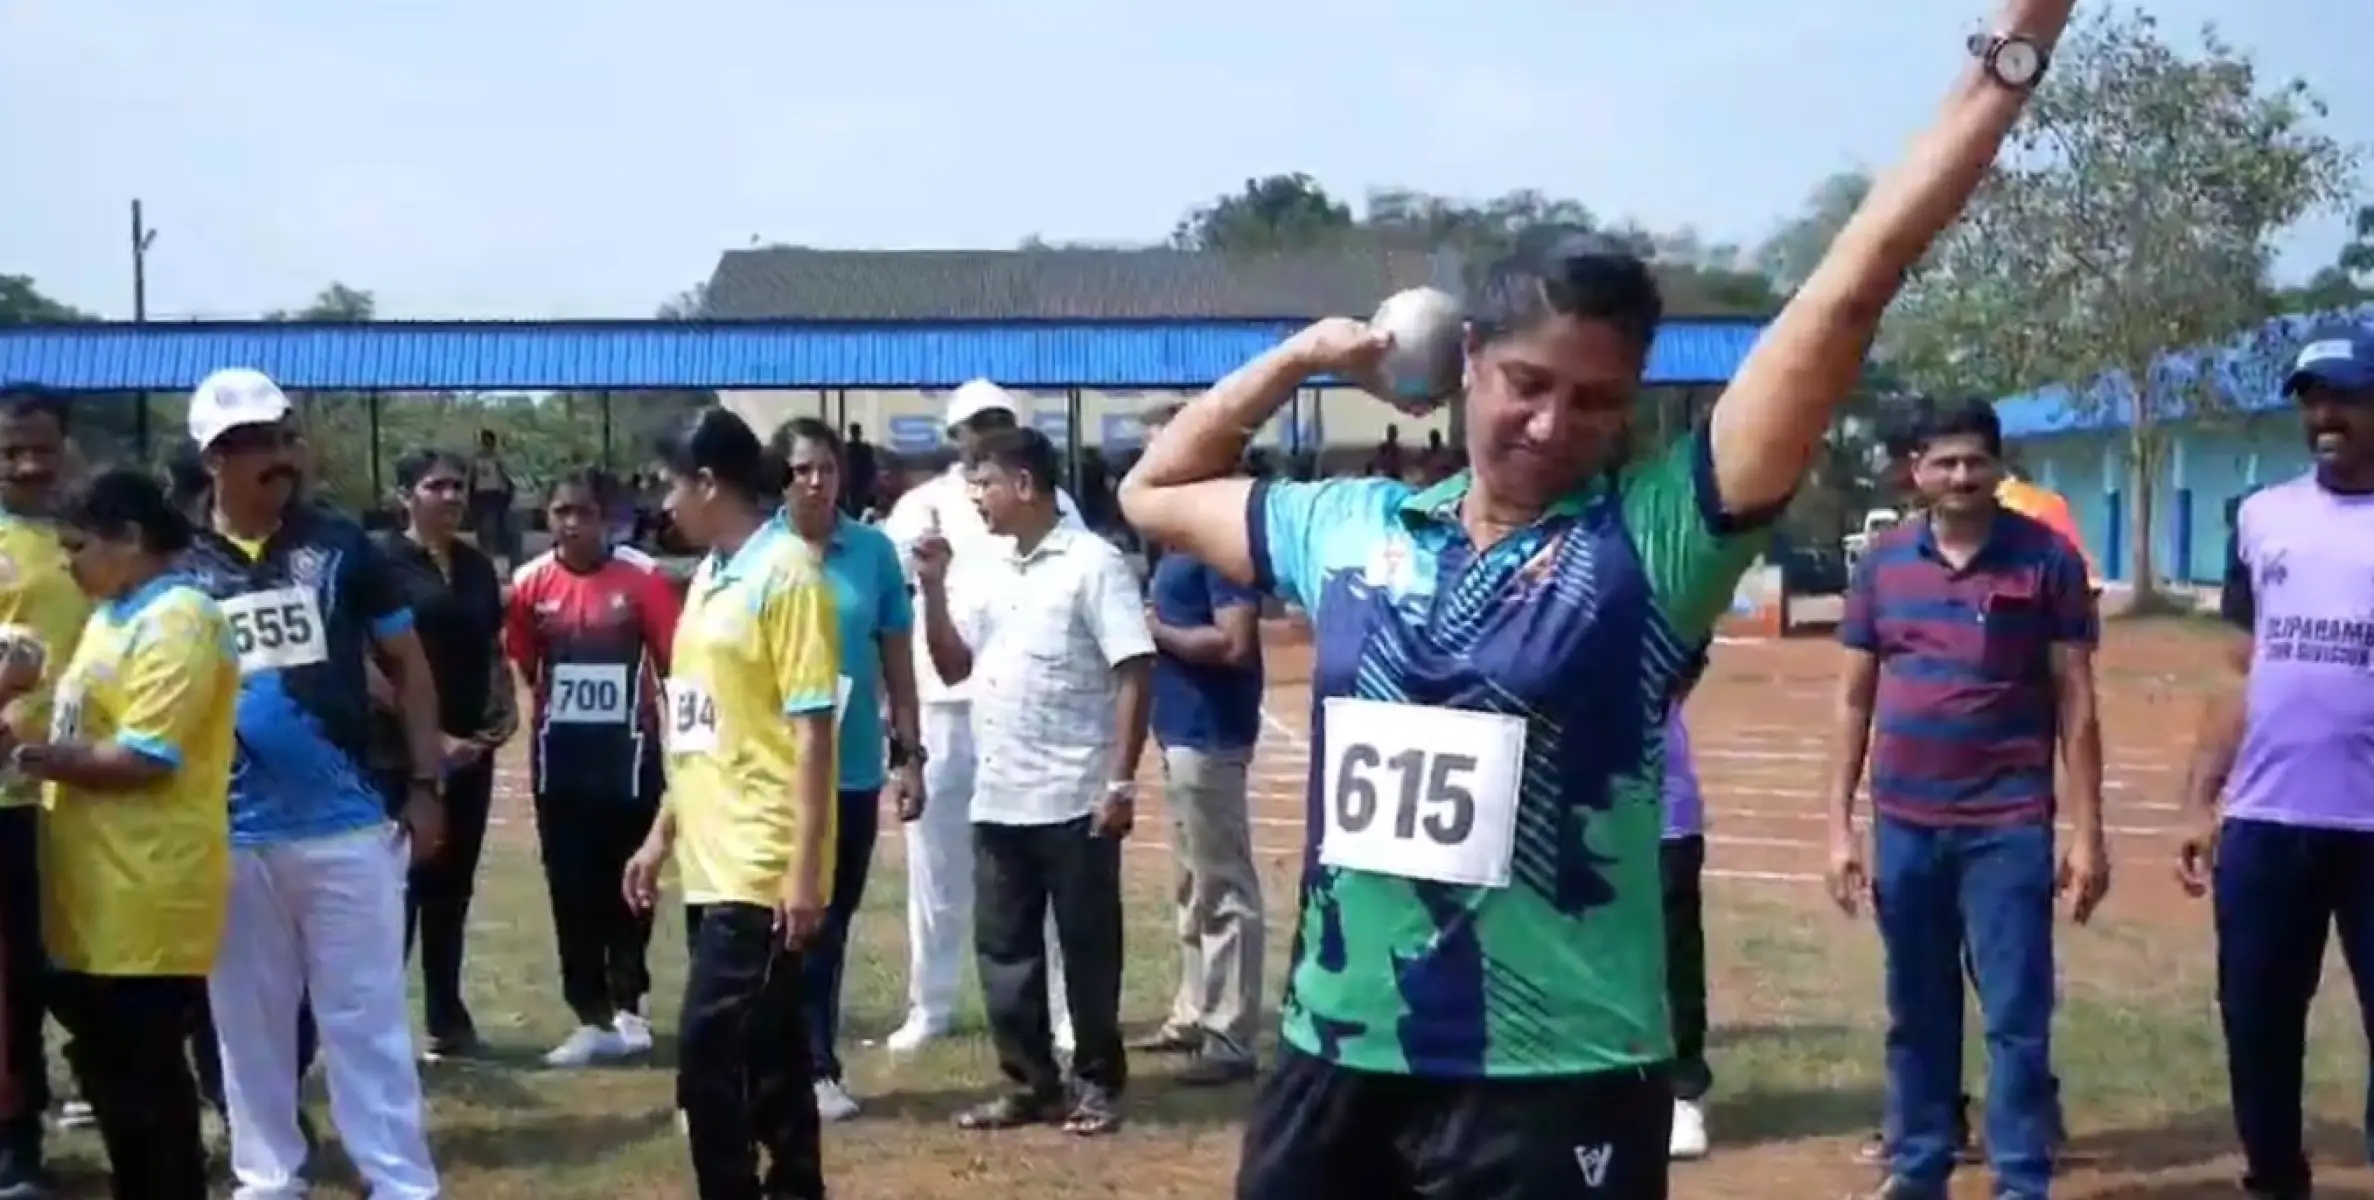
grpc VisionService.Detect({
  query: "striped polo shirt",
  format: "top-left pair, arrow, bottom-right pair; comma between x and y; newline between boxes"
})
1839,510 -> 2097,827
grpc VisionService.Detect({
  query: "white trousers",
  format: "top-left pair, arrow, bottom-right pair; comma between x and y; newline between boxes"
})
907,703 -> 1070,1041
210,824 -> 440,1200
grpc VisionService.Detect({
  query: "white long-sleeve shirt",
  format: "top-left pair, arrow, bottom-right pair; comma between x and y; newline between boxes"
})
879,467 -> 1082,706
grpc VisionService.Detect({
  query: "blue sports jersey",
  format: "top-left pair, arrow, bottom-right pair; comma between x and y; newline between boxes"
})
1249,429 -> 1767,1077
179,503 -> 415,846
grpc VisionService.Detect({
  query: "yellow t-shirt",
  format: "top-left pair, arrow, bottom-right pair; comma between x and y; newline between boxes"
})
664,521 -> 841,907
41,580 -> 240,976
0,514 -> 93,809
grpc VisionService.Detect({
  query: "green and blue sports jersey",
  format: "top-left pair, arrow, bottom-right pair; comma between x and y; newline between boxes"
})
1247,429 -> 1768,1078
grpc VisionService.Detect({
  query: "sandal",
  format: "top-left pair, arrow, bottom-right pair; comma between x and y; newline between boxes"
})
1062,1085 -> 1123,1137
954,1090 -> 1061,1131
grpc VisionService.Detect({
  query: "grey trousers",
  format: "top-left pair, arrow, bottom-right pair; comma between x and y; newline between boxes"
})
1160,744 -> 1265,1063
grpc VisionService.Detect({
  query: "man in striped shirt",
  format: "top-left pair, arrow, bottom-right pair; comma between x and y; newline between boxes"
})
1824,400 -> 2108,1200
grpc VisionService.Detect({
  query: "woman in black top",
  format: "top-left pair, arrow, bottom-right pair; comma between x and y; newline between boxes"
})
371,449 -> 515,1058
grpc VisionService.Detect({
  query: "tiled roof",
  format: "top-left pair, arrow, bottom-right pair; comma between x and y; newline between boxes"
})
703,246 -> 1456,320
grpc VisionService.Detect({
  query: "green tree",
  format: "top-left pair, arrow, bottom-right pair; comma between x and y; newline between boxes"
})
2267,202 -> 2374,314
0,275 -> 89,325
1169,174 -> 1357,254
1887,7 -> 2360,599
1754,171 -> 1872,294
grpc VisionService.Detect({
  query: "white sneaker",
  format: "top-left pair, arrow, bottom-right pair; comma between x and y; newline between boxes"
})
814,1078 -> 861,1123
883,1015 -> 949,1053
543,1024 -> 629,1067
613,1010 -> 655,1054
1669,1098 -> 1709,1160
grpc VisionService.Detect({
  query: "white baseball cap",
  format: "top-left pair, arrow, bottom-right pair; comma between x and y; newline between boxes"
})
188,367 -> 293,450
944,378 -> 1018,430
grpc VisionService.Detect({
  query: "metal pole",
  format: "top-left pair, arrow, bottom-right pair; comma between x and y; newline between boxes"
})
1065,387 -> 1084,493
367,392 -> 384,498
131,199 -> 156,462
599,390 -> 614,470
1310,388 -> 1328,476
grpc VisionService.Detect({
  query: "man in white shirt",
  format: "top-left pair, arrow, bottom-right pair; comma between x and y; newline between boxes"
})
878,380 -> 1084,1052
912,425 -> 1151,1136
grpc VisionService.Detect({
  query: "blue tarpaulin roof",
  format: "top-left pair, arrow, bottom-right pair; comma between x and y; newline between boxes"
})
1997,303 -> 2374,438
0,317 -> 1767,392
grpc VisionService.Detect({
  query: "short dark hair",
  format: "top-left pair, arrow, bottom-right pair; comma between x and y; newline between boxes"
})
166,449 -> 210,510
546,466 -> 613,506
658,408 -> 781,498
0,384 -> 70,434
1912,399 -> 2005,460
1468,231 -> 1664,362
769,417 -> 844,465
57,467 -> 194,556
961,427 -> 1062,494
393,449 -> 470,490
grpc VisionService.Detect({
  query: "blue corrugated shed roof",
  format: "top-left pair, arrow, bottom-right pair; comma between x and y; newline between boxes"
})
0,317 -> 1765,392
1999,303 -> 2374,438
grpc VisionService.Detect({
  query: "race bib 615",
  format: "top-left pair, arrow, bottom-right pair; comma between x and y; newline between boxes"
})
1318,697 -> 1528,888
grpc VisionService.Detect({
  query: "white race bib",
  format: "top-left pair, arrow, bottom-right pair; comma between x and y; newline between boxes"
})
548,663 -> 631,725
49,685 -> 83,744
665,678 -> 718,754
221,586 -> 328,675
1317,697 -> 1528,888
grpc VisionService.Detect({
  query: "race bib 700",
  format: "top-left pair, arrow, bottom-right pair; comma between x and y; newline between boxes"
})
1318,697 -> 1528,888
220,586 -> 328,676
548,663 -> 631,725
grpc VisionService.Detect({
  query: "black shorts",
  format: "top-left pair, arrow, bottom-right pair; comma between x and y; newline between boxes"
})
1236,1046 -> 1673,1200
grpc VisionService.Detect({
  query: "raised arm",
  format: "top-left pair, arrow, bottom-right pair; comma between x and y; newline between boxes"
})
1118,321 -> 1390,586
1707,0 -> 2077,515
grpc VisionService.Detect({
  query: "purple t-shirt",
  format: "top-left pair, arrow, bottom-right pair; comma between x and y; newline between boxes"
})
2221,475 -> 2374,829
1662,707 -> 1703,840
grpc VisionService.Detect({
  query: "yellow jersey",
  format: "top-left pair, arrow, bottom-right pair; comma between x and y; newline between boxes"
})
41,578 -> 240,976
663,520 -> 841,907
0,514 -> 92,808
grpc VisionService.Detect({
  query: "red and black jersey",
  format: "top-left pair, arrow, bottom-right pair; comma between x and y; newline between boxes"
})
504,546 -> 681,803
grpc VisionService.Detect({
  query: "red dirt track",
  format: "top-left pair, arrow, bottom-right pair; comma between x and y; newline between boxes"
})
1219,618 -> 2214,923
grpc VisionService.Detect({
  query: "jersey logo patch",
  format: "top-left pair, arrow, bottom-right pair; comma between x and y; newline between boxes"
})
289,547 -> 331,587
1574,1144 -> 1613,1188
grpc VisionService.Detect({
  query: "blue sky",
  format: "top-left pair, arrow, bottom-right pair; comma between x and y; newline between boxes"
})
2,0 -> 2365,321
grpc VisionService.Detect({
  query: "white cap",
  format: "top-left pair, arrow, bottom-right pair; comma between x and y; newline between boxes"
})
188,368 -> 292,450
944,378 -> 1018,430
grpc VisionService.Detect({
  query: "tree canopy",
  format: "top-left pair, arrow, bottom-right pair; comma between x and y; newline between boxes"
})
1883,6 -> 2362,593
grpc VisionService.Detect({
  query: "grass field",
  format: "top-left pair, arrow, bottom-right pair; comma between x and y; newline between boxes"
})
33,617 -> 2374,1197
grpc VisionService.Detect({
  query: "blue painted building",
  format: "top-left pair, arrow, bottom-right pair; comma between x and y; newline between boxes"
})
2000,302 -> 2374,584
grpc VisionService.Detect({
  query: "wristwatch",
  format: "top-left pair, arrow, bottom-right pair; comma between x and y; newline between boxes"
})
1968,31 -> 2050,90
888,738 -> 929,770
1103,781 -> 1139,803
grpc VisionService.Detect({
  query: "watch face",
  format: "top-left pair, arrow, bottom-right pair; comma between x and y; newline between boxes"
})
1995,40 -> 2042,85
